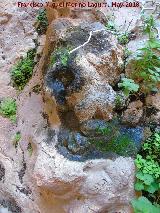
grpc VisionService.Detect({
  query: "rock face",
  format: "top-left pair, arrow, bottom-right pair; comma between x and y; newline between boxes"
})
44,20 -> 123,123
122,101 -> 143,126
34,147 -> 135,213
0,0 -> 37,98
145,93 -> 160,124
0,1 -> 145,212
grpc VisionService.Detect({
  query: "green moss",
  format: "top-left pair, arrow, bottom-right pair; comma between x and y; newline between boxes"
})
11,49 -> 36,90
90,124 -> 137,156
0,98 -> 17,122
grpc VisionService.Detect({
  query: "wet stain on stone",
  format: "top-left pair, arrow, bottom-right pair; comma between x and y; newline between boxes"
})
44,128 -> 56,145
45,61 -> 84,105
0,199 -> 22,213
59,110 -> 80,131
0,162 -> 5,181
16,186 -> 32,196
18,153 -> 26,184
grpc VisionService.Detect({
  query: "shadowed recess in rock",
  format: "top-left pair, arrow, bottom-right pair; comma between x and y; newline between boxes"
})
45,59 -> 84,105
56,119 -> 144,161
0,199 -> 22,213
0,162 -> 5,181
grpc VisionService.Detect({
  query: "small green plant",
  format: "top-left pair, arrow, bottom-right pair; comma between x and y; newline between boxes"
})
0,98 -> 17,122
143,15 -> 158,40
117,33 -> 129,45
13,132 -> 21,148
11,49 -> 36,90
106,20 -> 117,32
134,161 -> 159,193
124,48 -> 132,59
131,196 -> 160,213
132,46 -> 160,93
133,132 -> 160,208
129,15 -> 160,93
118,78 -> 139,96
36,9 -> 48,35
115,95 -> 123,108
143,132 -> 160,163
50,47 -> 71,67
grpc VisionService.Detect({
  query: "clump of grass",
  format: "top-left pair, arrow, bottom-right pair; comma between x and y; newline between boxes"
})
13,132 -> 21,148
0,98 -> 17,122
36,9 -> 48,35
11,49 -> 36,90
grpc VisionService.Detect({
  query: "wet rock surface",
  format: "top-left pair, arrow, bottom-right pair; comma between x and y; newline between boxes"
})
145,93 -> 160,124
1,1 -> 158,212
57,119 -> 143,161
44,21 -> 123,123
0,162 -> 5,181
43,19 -> 147,162
0,199 -> 22,213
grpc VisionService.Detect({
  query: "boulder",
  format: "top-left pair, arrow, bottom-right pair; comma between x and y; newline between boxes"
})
0,2 -> 140,212
44,20 -> 124,123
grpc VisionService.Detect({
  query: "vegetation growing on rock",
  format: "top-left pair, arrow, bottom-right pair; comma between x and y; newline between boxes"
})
132,131 -> 160,211
117,33 -> 129,45
127,16 -> 160,94
11,49 -> 36,90
118,78 -> 139,96
90,123 -> 137,157
36,9 -> 48,35
50,47 -> 71,67
0,98 -> 17,122
105,20 -> 117,32
131,196 -> 159,213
